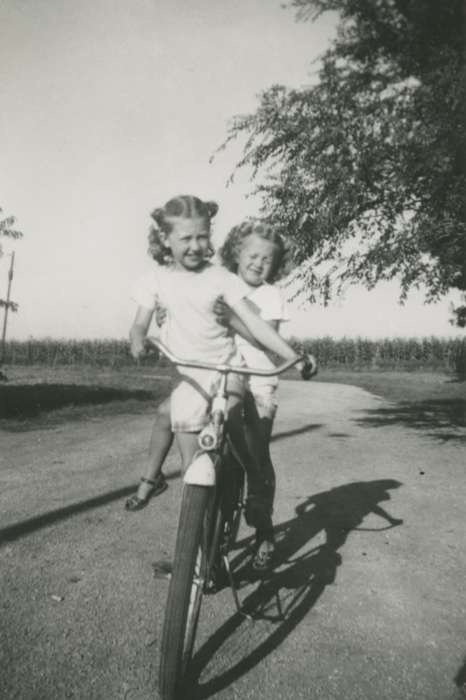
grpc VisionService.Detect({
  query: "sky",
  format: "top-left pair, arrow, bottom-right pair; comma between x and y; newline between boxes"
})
0,0 -> 463,341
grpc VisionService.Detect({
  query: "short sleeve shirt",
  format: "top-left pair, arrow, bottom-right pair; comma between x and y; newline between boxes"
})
235,283 -> 290,391
132,262 -> 248,364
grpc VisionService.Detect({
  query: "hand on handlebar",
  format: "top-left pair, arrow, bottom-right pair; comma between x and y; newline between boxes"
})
300,353 -> 318,380
142,337 -> 160,362
130,337 -> 160,362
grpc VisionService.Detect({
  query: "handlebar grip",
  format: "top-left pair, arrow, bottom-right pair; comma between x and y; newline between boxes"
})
142,338 -> 160,359
301,354 -> 318,381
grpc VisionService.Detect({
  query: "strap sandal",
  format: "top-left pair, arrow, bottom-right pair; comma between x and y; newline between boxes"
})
125,475 -> 168,511
252,538 -> 275,572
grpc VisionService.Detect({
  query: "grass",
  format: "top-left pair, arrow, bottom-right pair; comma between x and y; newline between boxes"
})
1,364 -> 465,433
0,363 -> 175,431
315,369 -> 466,404
315,369 -> 466,438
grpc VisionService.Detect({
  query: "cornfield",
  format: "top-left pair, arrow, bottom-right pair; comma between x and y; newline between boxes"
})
295,336 -> 466,374
2,336 -> 466,373
3,338 -> 134,368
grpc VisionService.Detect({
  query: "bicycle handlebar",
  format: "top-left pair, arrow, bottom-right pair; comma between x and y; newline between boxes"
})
144,336 -> 303,377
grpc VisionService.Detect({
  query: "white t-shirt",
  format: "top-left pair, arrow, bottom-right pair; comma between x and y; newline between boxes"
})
235,283 -> 289,394
132,262 -> 249,364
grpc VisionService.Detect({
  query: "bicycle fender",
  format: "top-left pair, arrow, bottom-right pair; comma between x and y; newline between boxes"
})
184,452 -> 216,487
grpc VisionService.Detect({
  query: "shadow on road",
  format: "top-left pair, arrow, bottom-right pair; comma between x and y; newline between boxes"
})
0,382 -> 169,433
455,658 -> 466,697
0,383 -> 156,421
355,399 -> 466,443
189,478 -> 403,699
0,471 -> 182,546
271,423 -> 323,442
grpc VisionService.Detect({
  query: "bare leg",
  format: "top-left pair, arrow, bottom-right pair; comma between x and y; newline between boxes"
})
125,398 -> 173,510
142,397 -> 173,477
175,431 -> 200,470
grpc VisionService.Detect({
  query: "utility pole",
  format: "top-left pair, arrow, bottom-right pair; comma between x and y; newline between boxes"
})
0,250 -> 15,365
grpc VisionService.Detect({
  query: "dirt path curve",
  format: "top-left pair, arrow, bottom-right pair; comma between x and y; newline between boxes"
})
1,380 -> 465,700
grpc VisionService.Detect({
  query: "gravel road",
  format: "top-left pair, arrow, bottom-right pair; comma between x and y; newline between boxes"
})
1,380 -> 465,700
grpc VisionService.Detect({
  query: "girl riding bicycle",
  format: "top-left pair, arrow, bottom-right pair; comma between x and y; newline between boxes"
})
128,195 -> 303,565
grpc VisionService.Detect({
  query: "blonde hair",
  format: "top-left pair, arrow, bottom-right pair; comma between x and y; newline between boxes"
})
147,195 -> 218,265
219,219 -> 289,282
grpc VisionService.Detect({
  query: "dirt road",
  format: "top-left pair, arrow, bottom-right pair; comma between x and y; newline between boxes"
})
1,380 -> 465,699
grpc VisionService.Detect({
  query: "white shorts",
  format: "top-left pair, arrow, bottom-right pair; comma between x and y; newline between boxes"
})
171,364 -> 245,433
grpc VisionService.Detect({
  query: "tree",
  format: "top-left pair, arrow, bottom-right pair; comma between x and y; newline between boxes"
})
224,0 -> 466,305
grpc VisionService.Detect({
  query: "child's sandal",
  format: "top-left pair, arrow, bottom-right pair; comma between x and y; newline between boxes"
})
125,475 -> 168,511
252,538 -> 275,572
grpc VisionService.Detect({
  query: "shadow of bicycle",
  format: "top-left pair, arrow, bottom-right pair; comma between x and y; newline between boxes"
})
188,478 -> 403,699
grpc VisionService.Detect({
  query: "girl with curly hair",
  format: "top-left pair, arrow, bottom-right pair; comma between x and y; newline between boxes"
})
216,219 -> 295,569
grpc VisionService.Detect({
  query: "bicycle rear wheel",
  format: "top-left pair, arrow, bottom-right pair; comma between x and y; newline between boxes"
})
158,484 -> 211,700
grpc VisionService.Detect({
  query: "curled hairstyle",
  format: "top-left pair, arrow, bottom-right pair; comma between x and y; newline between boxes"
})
147,195 -> 218,265
219,219 -> 289,283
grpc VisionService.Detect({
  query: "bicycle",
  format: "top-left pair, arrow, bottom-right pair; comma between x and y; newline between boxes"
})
144,337 -> 314,700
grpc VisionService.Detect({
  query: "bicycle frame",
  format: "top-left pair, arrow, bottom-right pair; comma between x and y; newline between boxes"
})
145,336 -> 302,489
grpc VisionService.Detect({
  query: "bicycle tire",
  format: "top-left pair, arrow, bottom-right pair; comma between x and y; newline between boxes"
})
158,484 -> 211,700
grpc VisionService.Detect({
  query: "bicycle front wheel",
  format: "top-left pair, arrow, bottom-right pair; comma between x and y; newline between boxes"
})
158,484 -> 211,700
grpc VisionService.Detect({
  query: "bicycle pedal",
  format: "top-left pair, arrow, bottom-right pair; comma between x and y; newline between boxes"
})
204,580 -> 216,594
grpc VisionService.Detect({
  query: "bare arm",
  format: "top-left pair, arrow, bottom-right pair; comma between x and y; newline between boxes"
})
229,311 -> 278,348
231,297 -> 298,362
214,295 -> 278,349
129,306 -> 154,359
